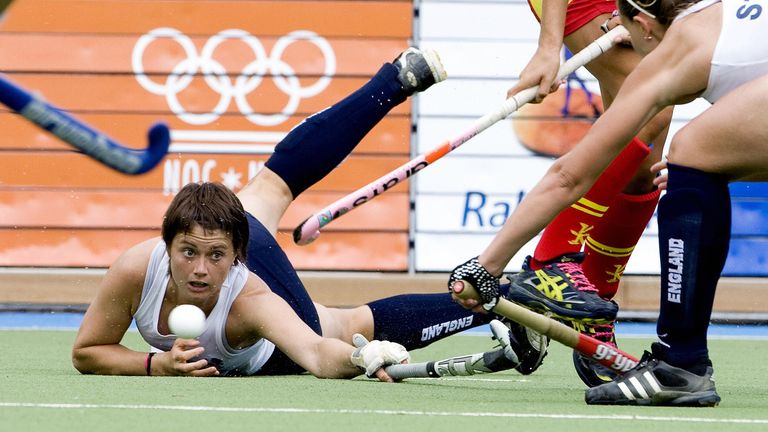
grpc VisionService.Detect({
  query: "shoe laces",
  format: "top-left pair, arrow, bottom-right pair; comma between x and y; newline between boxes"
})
636,350 -> 657,370
554,262 -> 598,293
591,323 -> 616,346
576,321 -> 616,346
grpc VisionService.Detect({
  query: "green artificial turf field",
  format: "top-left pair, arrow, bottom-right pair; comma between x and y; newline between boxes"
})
1,329 -> 766,431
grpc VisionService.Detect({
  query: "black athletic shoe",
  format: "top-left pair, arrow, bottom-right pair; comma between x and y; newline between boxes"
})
585,343 -> 721,406
504,253 -> 618,324
393,47 -> 447,95
499,317 -> 549,375
572,321 -> 619,387
492,310 -> 549,375
484,319 -> 547,375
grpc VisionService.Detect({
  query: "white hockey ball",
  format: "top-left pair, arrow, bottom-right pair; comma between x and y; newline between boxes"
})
168,304 -> 206,339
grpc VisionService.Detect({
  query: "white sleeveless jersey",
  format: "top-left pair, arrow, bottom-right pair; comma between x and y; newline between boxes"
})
677,0 -> 768,103
134,241 -> 275,376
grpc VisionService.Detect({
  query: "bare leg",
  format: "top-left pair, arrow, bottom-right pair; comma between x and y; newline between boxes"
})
236,167 -> 293,237
314,303 -> 374,343
667,74 -> 768,177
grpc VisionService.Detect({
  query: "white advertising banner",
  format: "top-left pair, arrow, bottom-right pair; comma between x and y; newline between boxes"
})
413,0 -> 705,273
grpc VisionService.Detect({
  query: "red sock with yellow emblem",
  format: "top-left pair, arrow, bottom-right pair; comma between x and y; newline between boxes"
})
531,137 -> 650,269
582,189 -> 660,299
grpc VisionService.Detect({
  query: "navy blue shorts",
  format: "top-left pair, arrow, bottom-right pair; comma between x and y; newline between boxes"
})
244,212 -> 322,375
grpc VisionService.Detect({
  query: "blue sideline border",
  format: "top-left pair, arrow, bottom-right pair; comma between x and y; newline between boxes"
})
1,312 -> 767,339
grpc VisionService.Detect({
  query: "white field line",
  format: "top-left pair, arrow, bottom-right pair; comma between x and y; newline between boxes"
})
402,376 -> 534,382
1,402 -> 767,425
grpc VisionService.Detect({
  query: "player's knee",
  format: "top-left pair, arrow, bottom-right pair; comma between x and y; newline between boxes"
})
233,168 -> 293,235
339,306 -> 375,342
237,168 -> 292,209
316,304 -> 374,343
624,169 -> 657,194
667,128 -> 698,166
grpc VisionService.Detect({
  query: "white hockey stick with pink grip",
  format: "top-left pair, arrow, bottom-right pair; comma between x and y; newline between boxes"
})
294,26 -> 628,245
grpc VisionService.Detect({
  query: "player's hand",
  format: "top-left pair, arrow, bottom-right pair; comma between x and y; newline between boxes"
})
601,11 -> 631,46
450,280 -> 487,313
350,335 -> 410,382
651,159 -> 668,191
162,338 -> 220,377
448,257 -> 500,312
507,47 -> 562,103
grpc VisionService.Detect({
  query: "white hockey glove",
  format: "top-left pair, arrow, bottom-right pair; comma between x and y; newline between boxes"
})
350,334 -> 410,378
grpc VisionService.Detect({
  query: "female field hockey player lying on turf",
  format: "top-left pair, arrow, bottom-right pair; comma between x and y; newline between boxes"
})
72,48 -> 545,380
450,0 -> 768,405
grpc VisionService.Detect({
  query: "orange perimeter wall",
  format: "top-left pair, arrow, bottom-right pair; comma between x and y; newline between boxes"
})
0,0 -> 413,270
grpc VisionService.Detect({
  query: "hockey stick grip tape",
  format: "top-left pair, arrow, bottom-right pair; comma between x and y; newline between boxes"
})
384,362 -> 439,380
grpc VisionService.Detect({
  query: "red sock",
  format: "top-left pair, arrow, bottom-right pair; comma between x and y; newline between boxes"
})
532,137 -> 651,268
583,189 -> 661,299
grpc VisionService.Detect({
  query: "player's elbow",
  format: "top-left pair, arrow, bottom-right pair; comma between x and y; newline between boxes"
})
71,347 -> 94,375
305,353 -> 358,380
306,360 -> 356,380
548,161 -> 593,203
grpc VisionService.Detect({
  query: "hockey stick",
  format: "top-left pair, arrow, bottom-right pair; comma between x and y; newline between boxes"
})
358,320 -> 520,380
384,320 -> 518,380
454,281 -> 639,374
383,344 -> 514,380
0,74 -> 170,175
293,26 -> 628,245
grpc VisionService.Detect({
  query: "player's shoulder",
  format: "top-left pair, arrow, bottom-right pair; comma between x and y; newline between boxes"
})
226,272 -> 275,333
230,272 -> 275,312
239,271 -> 271,298
106,237 -> 161,283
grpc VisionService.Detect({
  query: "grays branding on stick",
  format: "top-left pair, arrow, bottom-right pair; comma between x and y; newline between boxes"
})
293,26 -> 628,245
0,75 -> 170,175
454,281 -> 639,374
382,320 -> 521,380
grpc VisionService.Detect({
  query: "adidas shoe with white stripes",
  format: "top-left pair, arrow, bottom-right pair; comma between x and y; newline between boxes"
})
585,343 -> 721,407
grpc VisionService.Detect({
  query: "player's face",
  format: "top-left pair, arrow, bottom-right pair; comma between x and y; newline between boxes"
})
167,224 -> 236,303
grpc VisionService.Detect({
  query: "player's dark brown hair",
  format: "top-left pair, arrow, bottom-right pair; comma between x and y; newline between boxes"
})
618,0 -> 703,26
162,182 -> 249,263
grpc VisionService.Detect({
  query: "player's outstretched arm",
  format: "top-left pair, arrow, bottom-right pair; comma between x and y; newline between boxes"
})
481,30 -> 697,277
236,278 -> 408,381
72,239 -> 157,375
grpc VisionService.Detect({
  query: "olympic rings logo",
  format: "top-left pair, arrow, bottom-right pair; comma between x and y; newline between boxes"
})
132,28 -> 336,126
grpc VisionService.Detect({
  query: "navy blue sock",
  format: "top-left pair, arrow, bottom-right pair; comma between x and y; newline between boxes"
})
368,284 -> 512,350
264,63 -> 406,198
656,164 -> 731,370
